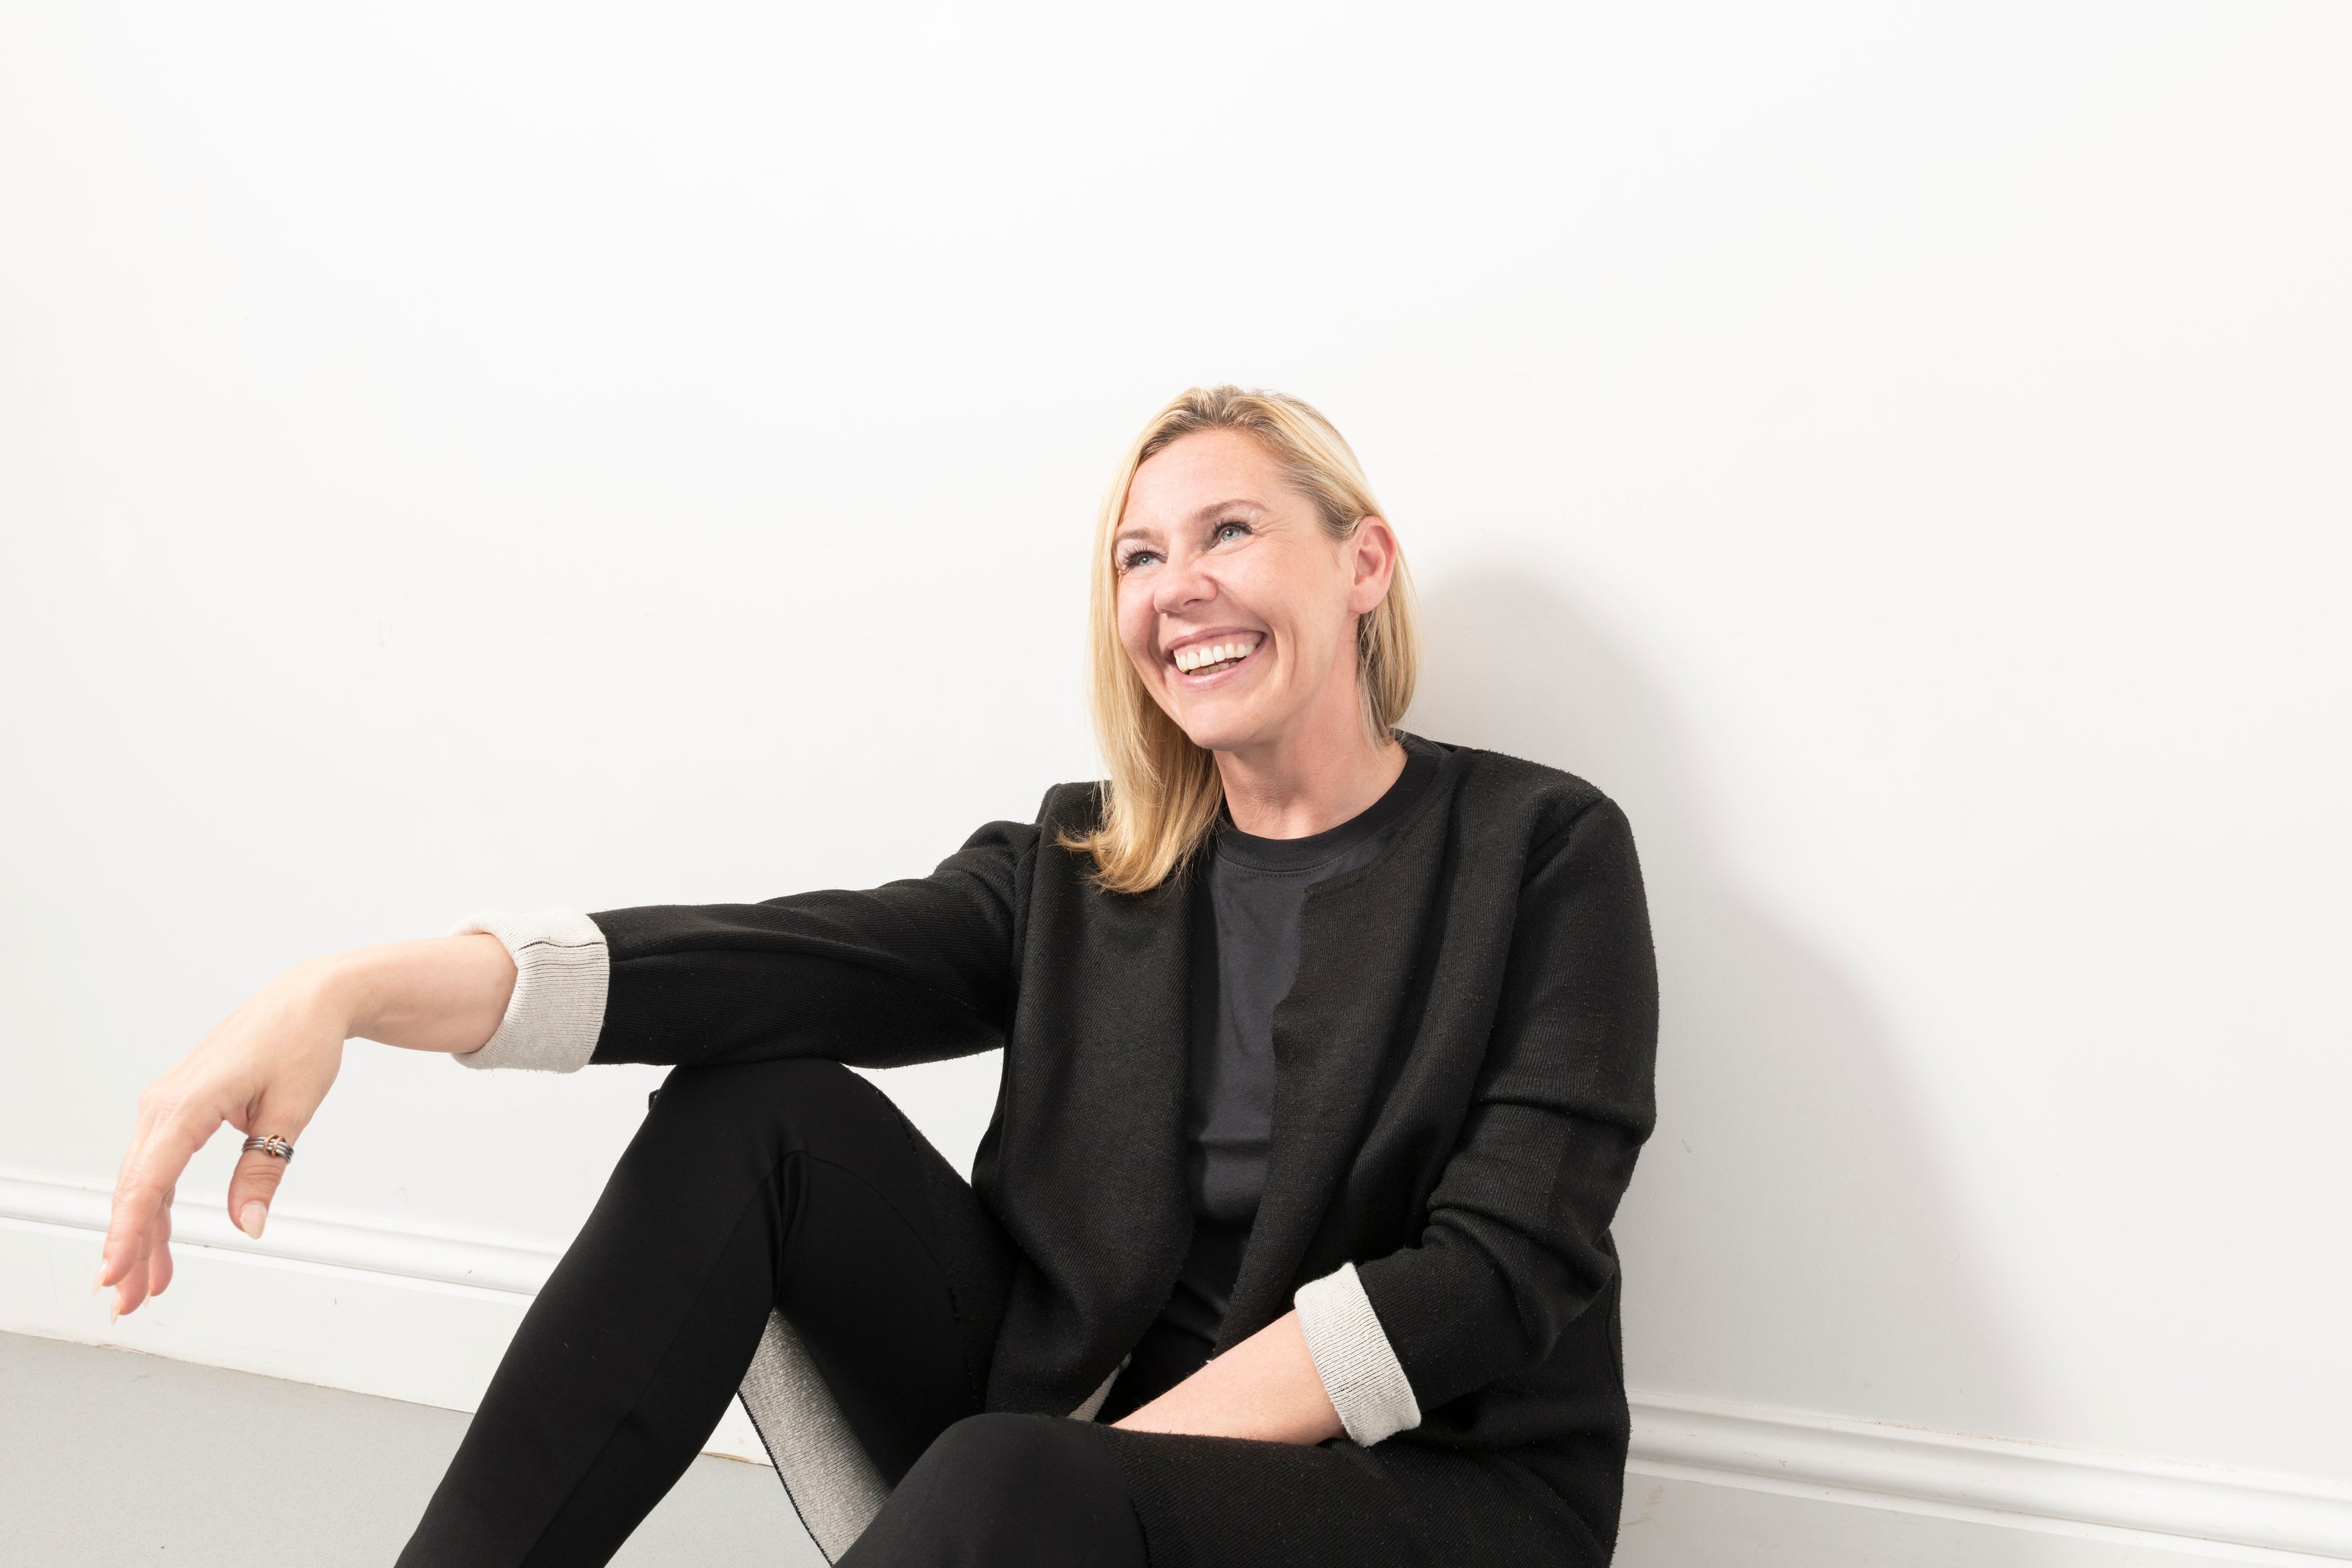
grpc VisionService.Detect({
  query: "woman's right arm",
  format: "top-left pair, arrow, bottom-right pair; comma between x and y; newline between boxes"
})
585,811 -> 1045,1072
96,933 -> 517,1321
100,795 -> 1059,1320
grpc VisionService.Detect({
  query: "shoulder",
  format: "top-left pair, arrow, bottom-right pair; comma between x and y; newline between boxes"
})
1418,737 -> 1617,827
944,782 -> 1104,856
1412,738 -> 1639,884
1030,780 -> 1110,835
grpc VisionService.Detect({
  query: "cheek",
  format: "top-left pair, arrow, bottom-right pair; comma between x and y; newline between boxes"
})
1290,561 -> 1358,664
1114,581 -> 1159,673
1225,559 -> 1314,662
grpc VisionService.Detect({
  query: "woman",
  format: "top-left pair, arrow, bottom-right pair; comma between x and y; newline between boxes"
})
98,387 -> 1658,1567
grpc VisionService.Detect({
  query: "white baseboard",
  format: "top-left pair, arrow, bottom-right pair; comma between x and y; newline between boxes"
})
6,1168 -> 2348,1561
1630,1396 -> 2352,1565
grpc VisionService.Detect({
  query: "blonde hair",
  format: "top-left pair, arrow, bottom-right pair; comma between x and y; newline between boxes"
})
1063,385 -> 1421,895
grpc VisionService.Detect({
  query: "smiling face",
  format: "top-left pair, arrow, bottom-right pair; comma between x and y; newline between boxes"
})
1113,428 -> 1398,757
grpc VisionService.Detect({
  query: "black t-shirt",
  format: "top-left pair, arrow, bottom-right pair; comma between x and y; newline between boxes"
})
1099,734 -> 1445,1419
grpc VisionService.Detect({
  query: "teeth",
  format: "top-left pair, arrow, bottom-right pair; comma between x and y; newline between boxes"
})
1174,639 -> 1258,672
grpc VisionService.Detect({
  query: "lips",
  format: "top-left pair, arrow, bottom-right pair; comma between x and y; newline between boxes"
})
1166,631 -> 1264,678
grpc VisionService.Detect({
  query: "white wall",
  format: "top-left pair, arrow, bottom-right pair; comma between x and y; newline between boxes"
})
5,2 -> 2347,1558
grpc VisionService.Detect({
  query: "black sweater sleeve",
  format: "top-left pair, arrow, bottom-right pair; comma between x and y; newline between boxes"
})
587,812 -> 1039,1070
1355,794 -> 1660,1412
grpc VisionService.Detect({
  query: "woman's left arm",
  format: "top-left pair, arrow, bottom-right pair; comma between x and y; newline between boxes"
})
1121,793 -> 1658,1446
1345,794 -> 1658,1425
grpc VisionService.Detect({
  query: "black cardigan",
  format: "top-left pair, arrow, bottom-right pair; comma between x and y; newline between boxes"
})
589,741 -> 1658,1551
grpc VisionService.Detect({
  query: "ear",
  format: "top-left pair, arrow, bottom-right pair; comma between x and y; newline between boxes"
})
1344,516 -> 1399,615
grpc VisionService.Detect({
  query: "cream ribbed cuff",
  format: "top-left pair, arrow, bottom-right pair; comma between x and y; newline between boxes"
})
448,910 -> 609,1073
1295,1262 -> 1421,1447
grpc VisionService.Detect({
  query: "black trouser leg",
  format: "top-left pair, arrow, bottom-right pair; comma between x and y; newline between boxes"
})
397,1057 -> 1020,1567
837,1413 -> 1146,1568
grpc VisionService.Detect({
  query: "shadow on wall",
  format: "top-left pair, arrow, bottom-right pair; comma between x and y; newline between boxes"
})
1405,567 -> 2024,1435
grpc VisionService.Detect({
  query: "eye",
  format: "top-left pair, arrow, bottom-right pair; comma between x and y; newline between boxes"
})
1212,520 -> 1251,545
1118,546 -> 1162,573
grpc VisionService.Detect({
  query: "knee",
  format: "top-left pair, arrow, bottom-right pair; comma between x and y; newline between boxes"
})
855,1415 -> 1142,1566
641,1056 -> 868,1140
920,1412 -> 1078,1490
904,1413 -> 1108,1532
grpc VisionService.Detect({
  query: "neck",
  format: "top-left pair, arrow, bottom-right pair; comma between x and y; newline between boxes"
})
1214,685 -> 1405,839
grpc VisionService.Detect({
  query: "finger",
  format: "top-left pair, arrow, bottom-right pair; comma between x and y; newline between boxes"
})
115,1182 -> 178,1317
111,1241 -> 151,1321
103,1095 -> 217,1295
98,1098 -> 161,1295
148,1193 -> 176,1298
226,1098 -> 312,1239
226,1146 -> 289,1238
116,1182 -> 184,1319
103,1141 -> 188,1290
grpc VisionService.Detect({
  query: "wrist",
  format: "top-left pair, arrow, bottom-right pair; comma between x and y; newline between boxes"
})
280,949 -> 377,1043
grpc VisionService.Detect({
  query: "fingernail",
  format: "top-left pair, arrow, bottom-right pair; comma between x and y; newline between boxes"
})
239,1201 -> 267,1239
92,1266 -> 105,1295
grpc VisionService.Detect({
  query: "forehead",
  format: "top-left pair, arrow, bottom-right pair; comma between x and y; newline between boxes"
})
1120,428 -> 1302,532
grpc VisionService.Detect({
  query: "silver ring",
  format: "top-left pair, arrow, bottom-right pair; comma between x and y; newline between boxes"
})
242,1134 -> 295,1163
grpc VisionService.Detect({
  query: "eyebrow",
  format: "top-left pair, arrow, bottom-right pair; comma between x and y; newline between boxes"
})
1190,498 -> 1264,525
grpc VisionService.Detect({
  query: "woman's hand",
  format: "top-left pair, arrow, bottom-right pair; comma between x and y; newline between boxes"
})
97,935 -> 517,1320
98,962 -> 349,1318
1111,1310 -> 1344,1446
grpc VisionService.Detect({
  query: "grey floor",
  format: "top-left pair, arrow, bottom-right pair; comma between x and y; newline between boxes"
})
0,1330 -> 824,1566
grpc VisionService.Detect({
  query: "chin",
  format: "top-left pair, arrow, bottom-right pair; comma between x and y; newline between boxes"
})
1170,704 -> 1272,756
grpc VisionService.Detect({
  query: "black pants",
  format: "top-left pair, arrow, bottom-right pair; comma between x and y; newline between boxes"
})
397,1057 -> 1146,1567
398,1057 -> 1599,1568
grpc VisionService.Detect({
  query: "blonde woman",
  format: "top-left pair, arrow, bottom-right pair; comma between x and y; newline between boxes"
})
100,387 -> 1658,1567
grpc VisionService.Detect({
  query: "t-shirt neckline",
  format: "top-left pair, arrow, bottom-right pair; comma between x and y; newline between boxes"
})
1212,733 -> 1444,874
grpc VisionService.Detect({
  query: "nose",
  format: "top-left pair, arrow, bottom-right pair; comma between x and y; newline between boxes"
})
1150,549 -> 1215,618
